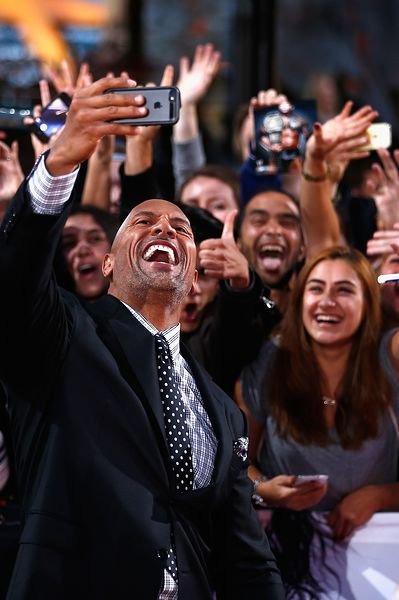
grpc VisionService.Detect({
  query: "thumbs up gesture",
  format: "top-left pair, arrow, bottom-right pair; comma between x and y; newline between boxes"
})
198,209 -> 251,289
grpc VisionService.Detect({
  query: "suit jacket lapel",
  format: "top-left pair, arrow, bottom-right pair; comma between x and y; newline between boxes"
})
85,295 -> 168,452
86,295 -> 233,491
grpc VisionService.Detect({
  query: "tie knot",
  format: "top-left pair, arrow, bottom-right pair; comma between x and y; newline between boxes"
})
155,333 -> 171,365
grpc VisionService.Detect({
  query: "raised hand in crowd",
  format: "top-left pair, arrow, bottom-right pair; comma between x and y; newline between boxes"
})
0,140 -> 24,222
46,75 -> 148,175
198,208 -> 251,289
41,58 -> 92,99
173,42 -> 221,144
249,88 -> 288,113
304,101 -> 377,172
81,133 -> 116,210
363,147 -> 399,230
247,88 -> 289,147
172,43 -> 222,189
367,223 -> 399,330
301,101 -> 378,258
40,59 -> 117,209
366,222 -> 399,259
27,62 -> 93,161
123,64 -> 174,176
234,88 -> 289,164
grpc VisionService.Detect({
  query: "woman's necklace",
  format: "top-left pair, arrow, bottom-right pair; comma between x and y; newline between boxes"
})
322,395 -> 336,406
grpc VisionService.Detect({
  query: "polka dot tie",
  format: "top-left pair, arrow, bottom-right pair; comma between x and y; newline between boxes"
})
155,333 -> 194,584
155,333 -> 194,493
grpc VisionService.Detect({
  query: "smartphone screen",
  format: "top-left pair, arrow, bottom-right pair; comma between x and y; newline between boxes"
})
104,86 -> 181,126
32,93 -> 71,142
253,100 -> 317,174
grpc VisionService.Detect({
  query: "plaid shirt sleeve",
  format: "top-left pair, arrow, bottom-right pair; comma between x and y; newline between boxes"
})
28,154 -> 80,215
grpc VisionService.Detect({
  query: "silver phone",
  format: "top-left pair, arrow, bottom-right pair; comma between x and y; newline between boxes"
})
104,86 -> 181,126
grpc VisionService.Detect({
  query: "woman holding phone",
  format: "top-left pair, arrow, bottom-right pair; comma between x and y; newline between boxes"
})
235,245 -> 399,597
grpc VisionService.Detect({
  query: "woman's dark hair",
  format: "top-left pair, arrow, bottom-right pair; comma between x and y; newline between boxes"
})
68,204 -> 119,244
268,510 -> 341,599
54,205 -> 118,293
177,164 -> 240,208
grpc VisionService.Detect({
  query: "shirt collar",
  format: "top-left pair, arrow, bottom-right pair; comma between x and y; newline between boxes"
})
122,301 -> 180,362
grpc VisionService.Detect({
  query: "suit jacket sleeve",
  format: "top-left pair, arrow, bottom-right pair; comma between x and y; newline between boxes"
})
0,176 -> 76,387
212,407 -> 285,599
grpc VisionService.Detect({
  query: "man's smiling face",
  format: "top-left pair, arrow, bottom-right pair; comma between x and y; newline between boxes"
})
238,191 -> 304,288
103,199 -> 198,305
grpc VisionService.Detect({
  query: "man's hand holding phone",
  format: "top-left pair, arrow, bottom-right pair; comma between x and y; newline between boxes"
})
44,76 -> 150,177
103,85 -> 181,127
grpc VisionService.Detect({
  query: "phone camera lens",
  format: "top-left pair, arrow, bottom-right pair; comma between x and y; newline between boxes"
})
170,96 -> 175,101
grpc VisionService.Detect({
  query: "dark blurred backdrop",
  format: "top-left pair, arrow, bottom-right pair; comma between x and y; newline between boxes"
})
1,0 -> 398,169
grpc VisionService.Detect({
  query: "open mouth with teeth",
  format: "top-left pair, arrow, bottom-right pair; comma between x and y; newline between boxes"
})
315,315 -> 340,324
143,243 -> 177,265
258,244 -> 285,272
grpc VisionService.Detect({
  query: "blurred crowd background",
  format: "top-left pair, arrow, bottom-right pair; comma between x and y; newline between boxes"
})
0,0 -> 399,167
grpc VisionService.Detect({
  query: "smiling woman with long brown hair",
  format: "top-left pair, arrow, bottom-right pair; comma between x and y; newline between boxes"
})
236,245 -> 399,597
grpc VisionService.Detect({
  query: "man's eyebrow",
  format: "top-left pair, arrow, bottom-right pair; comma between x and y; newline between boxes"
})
248,208 -> 299,220
132,210 -> 154,219
171,215 -> 191,227
62,226 -> 104,235
133,210 -> 191,227
247,209 -> 269,217
278,212 -> 300,220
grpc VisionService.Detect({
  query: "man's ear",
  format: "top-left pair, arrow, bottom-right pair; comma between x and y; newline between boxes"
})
298,241 -> 306,263
188,269 -> 199,295
102,253 -> 114,278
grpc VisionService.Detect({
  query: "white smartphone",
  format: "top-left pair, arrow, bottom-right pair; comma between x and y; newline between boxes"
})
355,122 -> 391,151
377,273 -> 399,284
294,474 -> 328,487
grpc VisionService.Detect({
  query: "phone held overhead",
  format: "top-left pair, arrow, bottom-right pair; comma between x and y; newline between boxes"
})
103,86 -> 181,126
354,122 -> 392,152
30,93 -> 71,143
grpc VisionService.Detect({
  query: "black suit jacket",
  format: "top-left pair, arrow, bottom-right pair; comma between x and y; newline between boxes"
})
0,179 -> 285,599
